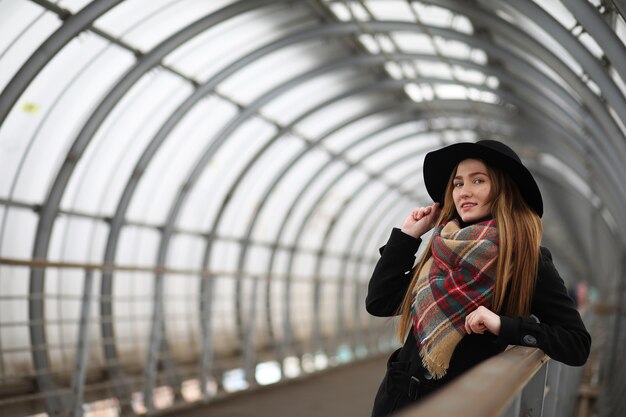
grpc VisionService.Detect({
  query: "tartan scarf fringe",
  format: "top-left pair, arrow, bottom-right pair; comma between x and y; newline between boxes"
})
410,219 -> 498,379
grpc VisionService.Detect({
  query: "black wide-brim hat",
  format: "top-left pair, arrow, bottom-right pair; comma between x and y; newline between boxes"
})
423,140 -> 543,217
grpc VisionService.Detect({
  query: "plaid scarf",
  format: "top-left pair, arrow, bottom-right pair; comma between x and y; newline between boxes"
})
411,219 -> 498,379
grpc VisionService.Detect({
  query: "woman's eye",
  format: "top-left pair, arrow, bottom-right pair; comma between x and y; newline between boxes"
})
473,179 -> 485,184
453,182 -> 463,187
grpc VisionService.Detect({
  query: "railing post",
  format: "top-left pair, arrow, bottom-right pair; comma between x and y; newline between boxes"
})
71,269 -> 95,417
395,346 -> 548,417
519,360 -> 548,416
543,361 -> 562,417
244,275 -> 260,386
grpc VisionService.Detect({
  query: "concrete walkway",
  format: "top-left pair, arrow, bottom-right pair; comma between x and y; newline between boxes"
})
167,355 -> 388,417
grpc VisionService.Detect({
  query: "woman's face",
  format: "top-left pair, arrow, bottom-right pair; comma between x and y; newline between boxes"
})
452,159 -> 492,223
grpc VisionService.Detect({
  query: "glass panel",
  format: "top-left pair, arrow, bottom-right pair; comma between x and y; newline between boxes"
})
411,2 -> 455,27
177,116 -> 278,233
416,60 -> 453,78
164,4 -> 313,83
532,0 -> 576,28
216,134 -> 303,238
3,36 -> 135,203
342,1 -> 370,21
451,14 -> 474,35
46,269 -> 104,375
295,96 -> 384,140
95,0 -> 235,53
298,169 -> 369,250
0,34 -> 98,198
48,215 -> 107,263
163,273 -> 200,362
262,70 -> 369,126
127,95 -> 238,224
116,226 -> 160,267
240,274 -> 269,349
435,83 -> 468,100
327,1 -> 352,22
0,266 -> 31,374
493,4 -> 581,75
61,71 -> 192,216
291,280 -> 313,341
212,276 -> 237,354
578,32 -> 603,59
323,112 -> 403,153
167,234 -> 204,270
325,180 -> 388,253
244,244 -> 271,278
57,0 -> 94,13
210,239 -> 240,273
264,155 -> 341,248
615,13 -> 626,46
361,136 -> 431,172
0,1 -> 60,91
452,65 -> 487,84
345,120 -> 427,160
433,37 -> 472,60
366,0 -> 415,22
0,207 -> 37,258
113,270 -> 154,364
392,32 -> 436,54
218,40 -> 346,105
254,150 -> 341,243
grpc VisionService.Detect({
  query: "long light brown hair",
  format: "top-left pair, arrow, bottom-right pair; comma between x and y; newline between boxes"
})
395,159 -> 542,342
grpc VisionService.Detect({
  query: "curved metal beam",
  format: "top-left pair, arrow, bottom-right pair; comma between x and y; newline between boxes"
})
420,0 -> 626,195
25,0 -> 282,411
561,0 -> 626,83
500,0 -> 626,157
14,1 -> 128,412
348,191 -> 420,350
25,12 -> 626,409
0,0 -> 123,127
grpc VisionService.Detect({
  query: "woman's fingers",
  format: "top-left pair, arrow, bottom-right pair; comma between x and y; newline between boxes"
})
412,204 -> 437,221
465,315 -> 477,334
465,306 -> 500,335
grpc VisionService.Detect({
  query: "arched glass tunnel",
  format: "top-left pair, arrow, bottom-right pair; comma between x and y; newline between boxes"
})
0,0 -> 625,416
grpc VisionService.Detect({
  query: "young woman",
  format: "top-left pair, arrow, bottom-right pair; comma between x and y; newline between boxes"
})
366,140 -> 591,416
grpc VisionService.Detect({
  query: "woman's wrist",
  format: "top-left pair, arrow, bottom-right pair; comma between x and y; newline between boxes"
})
400,227 -> 422,239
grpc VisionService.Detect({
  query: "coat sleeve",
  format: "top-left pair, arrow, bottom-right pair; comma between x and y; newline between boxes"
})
497,247 -> 591,366
365,228 -> 422,317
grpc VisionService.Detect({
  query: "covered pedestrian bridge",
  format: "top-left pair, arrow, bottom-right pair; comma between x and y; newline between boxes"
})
0,0 -> 624,416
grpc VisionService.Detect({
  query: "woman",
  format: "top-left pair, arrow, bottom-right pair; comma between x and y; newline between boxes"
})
366,140 -> 591,416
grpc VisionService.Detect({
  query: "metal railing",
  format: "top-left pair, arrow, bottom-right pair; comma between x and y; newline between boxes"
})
396,346 -> 571,417
0,255 -> 389,416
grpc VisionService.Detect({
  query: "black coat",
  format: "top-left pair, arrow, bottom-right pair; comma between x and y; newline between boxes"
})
366,228 -> 591,417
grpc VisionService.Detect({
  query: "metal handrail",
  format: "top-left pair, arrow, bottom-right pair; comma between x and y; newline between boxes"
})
0,256 -> 346,282
396,346 -> 548,417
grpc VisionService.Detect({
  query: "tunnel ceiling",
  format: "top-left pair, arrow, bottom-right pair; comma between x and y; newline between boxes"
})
1,0 -> 625,415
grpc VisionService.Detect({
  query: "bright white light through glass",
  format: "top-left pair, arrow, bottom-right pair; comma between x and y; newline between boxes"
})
223,368 -> 249,392
255,361 -> 282,385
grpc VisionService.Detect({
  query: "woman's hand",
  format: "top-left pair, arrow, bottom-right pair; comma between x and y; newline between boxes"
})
401,203 -> 441,238
465,306 -> 501,335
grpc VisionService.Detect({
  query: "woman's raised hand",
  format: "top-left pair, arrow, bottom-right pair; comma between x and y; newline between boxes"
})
400,202 -> 441,238
464,306 -> 501,336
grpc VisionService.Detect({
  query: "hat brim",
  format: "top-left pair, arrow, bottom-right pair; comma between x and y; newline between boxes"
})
423,142 -> 543,217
